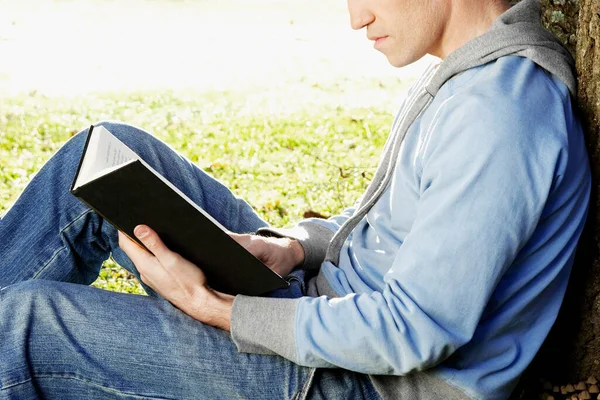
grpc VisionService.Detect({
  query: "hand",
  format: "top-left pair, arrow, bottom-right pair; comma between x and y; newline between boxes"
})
118,225 -> 234,331
229,233 -> 305,277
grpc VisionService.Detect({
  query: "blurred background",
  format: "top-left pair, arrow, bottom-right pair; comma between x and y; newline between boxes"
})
0,0 -> 428,96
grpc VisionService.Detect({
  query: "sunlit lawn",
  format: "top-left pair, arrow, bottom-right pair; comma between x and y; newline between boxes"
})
0,78 -> 406,294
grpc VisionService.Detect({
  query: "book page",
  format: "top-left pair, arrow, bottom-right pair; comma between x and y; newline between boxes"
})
73,126 -> 139,190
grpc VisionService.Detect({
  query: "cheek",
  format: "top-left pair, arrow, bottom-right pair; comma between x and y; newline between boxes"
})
408,1 -> 447,55
425,1 -> 449,36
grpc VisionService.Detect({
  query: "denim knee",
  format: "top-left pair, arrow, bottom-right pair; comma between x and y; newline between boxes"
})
0,280 -> 61,314
0,281 -> 95,344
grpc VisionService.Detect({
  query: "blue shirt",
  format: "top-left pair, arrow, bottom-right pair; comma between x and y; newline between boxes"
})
292,56 -> 591,399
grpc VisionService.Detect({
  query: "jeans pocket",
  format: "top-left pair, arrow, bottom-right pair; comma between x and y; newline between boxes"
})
266,268 -> 307,299
292,367 -> 317,400
286,269 -> 307,295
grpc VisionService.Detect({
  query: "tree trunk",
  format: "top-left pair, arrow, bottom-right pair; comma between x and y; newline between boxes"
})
562,0 -> 600,380
511,0 -> 600,397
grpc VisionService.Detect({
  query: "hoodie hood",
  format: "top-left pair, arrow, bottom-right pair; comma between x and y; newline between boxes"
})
428,0 -> 577,97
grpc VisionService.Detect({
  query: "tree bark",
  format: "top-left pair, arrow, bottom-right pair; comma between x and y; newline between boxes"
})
562,0 -> 600,380
511,0 -> 600,397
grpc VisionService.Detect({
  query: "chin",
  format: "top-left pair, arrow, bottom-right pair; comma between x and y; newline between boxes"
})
387,57 -> 415,69
385,52 -> 421,69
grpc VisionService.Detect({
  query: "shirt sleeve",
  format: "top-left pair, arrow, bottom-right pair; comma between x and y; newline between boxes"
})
232,90 -> 575,374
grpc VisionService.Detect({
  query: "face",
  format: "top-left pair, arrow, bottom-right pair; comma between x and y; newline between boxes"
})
347,0 -> 451,67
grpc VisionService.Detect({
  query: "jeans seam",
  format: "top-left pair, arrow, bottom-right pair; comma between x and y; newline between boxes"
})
2,374 -> 178,399
30,209 -> 94,280
292,367 -> 317,400
30,246 -> 67,280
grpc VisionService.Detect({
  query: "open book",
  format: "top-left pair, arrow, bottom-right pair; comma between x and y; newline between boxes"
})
70,125 -> 288,296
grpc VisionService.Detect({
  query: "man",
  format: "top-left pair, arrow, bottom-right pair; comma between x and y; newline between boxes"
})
0,0 -> 590,399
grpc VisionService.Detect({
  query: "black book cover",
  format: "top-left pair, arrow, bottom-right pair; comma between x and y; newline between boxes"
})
70,126 -> 288,296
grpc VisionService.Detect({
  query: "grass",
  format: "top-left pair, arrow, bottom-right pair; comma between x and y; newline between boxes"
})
0,77 -> 407,293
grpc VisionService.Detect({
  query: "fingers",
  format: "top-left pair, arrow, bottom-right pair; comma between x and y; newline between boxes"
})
229,233 -> 267,258
229,232 -> 252,248
226,233 -> 296,276
118,227 -> 213,315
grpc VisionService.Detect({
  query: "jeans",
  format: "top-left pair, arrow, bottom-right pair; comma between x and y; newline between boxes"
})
0,122 -> 381,400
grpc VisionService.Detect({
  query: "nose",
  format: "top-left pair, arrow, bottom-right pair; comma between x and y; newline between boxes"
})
347,0 -> 375,30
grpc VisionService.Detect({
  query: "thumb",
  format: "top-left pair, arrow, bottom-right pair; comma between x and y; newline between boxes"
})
134,225 -> 177,266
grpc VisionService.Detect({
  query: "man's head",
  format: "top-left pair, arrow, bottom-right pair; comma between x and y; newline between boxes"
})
347,0 -> 511,67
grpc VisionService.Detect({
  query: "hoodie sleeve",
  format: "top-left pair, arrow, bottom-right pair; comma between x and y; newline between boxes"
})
231,80 -> 585,373
256,206 -> 357,271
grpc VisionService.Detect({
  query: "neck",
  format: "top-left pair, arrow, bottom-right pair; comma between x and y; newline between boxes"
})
431,0 -> 511,59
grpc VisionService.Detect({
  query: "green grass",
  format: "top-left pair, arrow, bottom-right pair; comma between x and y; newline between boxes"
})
0,77 -> 406,293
